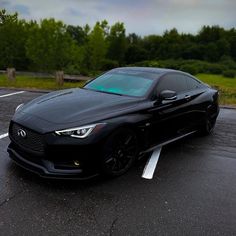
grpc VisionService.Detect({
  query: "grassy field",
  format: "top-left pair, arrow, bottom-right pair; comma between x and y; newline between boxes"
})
0,74 -> 86,90
197,74 -> 236,105
0,73 -> 235,105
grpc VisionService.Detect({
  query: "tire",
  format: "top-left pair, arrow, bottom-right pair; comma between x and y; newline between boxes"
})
199,116 -> 216,135
101,128 -> 138,177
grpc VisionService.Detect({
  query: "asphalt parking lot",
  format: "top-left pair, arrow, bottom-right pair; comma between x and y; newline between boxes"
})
0,88 -> 236,235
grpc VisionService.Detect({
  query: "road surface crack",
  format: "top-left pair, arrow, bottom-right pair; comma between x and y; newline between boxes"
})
0,189 -> 24,208
109,217 -> 118,236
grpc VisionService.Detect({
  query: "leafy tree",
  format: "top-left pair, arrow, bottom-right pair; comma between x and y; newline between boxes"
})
107,22 -> 127,65
0,9 -> 17,24
142,35 -> 162,60
66,25 -> 88,46
86,22 -> 107,71
198,25 -> 224,44
26,19 -> 79,71
125,45 -> 148,64
1,9 -> 236,74
0,9 -> 28,69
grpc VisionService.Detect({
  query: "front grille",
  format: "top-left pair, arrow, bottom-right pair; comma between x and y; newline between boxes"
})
10,122 -> 45,153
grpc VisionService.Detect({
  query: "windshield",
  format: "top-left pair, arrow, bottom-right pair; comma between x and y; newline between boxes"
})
84,72 -> 155,97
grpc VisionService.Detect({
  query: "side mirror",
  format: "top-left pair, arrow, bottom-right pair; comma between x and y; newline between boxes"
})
159,90 -> 177,100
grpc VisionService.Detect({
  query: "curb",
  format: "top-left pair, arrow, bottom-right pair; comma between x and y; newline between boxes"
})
220,105 -> 236,110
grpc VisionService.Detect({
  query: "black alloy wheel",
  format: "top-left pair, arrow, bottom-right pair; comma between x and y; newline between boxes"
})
101,128 -> 138,177
200,116 -> 216,135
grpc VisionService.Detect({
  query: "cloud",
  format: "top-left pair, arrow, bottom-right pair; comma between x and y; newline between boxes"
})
0,0 -> 235,35
14,4 -> 30,15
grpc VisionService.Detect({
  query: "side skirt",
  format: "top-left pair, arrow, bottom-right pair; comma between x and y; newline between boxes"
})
140,130 -> 197,154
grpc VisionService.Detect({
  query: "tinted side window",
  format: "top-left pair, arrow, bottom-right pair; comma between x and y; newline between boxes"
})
157,74 -> 188,94
185,76 -> 202,90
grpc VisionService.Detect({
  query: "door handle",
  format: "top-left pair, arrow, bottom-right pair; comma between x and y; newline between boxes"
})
185,95 -> 191,100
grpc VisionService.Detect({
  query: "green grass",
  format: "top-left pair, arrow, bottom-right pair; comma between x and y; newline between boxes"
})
0,73 -> 235,105
197,74 -> 236,105
0,74 -> 86,90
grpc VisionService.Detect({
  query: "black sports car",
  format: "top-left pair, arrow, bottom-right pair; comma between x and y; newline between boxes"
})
8,67 -> 219,178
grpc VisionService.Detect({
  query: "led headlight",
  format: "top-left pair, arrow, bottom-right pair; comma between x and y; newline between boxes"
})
15,103 -> 24,112
55,123 -> 105,138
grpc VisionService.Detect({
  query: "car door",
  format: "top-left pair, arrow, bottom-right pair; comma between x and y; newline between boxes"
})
147,73 -> 190,145
183,75 -> 209,128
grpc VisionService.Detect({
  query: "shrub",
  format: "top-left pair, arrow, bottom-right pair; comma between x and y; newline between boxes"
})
205,63 -> 226,74
222,70 -> 236,78
220,56 -> 236,70
131,59 -> 230,75
180,64 -> 199,75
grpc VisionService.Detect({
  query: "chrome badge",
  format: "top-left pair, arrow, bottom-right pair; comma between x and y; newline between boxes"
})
17,129 -> 27,138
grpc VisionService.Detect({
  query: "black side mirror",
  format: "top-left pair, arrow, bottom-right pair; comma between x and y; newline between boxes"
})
159,90 -> 177,100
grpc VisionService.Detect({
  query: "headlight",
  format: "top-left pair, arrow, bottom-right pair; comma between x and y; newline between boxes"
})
15,103 -> 24,112
55,123 -> 105,138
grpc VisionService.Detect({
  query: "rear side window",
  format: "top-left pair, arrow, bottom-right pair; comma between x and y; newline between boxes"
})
185,76 -> 202,90
156,73 -> 188,94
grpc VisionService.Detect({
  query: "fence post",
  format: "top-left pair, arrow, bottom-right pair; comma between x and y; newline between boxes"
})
7,68 -> 16,81
55,71 -> 64,86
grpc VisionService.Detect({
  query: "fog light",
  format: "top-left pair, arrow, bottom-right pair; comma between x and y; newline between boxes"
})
74,160 -> 80,166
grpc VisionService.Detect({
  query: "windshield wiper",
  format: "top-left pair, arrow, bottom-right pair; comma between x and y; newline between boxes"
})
84,88 -> 124,96
99,90 -> 124,96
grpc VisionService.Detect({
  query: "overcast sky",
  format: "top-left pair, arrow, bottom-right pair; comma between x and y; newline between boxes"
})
1,0 -> 236,35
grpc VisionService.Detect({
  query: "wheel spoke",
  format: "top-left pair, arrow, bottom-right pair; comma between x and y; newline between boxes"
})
123,145 -> 136,152
103,130 -> 138,174
105,157 -> 114,164
124,135 -> 133,145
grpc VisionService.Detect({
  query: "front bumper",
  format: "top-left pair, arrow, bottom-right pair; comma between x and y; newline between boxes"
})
7,142 -> 100,179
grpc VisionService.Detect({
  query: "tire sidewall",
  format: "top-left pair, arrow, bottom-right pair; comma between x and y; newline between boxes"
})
100,128 -> 138,177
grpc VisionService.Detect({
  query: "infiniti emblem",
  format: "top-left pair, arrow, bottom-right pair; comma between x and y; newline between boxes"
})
17,129 -> 27,138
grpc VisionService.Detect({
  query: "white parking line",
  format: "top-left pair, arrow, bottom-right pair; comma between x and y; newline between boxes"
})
0,133 -> 8,139
142,147 -> 162,179
0,91 -> 25,98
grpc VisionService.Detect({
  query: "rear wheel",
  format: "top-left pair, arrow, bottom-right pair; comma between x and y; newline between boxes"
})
101,128 -> 138,177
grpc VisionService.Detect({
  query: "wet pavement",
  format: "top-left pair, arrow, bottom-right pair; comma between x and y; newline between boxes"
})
0,88 -> 236,235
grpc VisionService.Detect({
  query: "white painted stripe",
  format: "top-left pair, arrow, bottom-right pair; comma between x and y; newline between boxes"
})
0,91 -> 25,98
142,147 -> 162,179
0,133 -> 8,139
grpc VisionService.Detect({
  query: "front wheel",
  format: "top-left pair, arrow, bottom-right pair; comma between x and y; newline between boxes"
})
101,128 -> 138,177
199,116 -> 216,135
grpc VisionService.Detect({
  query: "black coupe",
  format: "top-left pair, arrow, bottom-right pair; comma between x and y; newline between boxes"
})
8,67 -> 219,178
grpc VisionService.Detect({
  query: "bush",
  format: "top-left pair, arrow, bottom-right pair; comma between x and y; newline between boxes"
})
220,56 -> 236,70
180,64 -> 199,75
131,59 -> 230,75
205,63 -> 226,74
222,70 -> 236,78
131,60 -> 160,67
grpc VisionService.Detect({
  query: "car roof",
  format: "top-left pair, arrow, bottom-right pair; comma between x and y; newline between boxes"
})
110,67 -> 182,80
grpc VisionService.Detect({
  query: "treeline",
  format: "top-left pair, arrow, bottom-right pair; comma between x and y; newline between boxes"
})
0,9 -> 236,76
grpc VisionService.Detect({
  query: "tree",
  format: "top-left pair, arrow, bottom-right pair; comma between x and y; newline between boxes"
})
142,35 -> 162,60
66,25 -> 88,46
0,9 -> 28,69
125,45 -> 148,64
107,22 -> 127,65
86,22 -> 107,71
26,18 -> 79,71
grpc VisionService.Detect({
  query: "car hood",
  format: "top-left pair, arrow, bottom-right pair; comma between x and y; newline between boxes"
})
13,88 -> 141,132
